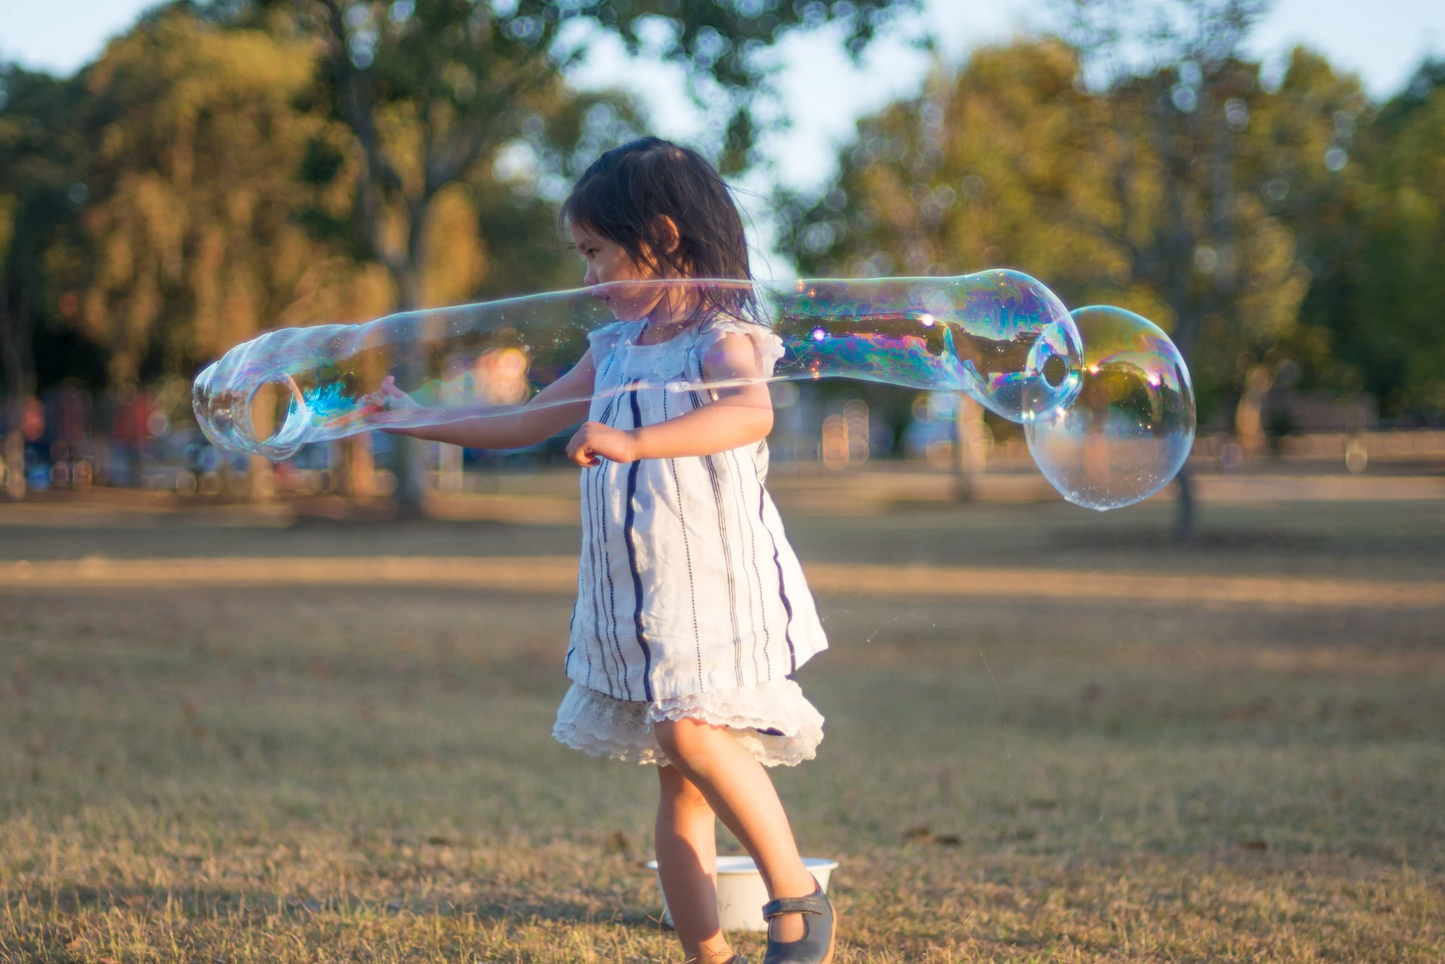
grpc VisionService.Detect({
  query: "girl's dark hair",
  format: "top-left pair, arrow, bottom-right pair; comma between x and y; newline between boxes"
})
561,137 -> 757,322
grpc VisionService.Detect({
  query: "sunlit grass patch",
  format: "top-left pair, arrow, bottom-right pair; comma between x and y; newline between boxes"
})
2,504 -> 1443,961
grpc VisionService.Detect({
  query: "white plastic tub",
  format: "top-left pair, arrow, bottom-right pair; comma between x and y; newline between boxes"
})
645,856 -> 839,932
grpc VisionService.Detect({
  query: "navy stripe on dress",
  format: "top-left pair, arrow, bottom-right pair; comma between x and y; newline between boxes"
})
576,345 -> 624,691
624,383 -> 655,701
595,390 -> 632,698
588,466 -> 619,693
598,349 -> 634,698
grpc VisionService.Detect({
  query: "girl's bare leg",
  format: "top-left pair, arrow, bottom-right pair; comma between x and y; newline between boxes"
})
654,719 -> 818,944
656,764 -> 736,963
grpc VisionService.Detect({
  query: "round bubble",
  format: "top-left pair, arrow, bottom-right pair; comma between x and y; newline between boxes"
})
1024,305 -> 1195,511
192,271 -> 1083,461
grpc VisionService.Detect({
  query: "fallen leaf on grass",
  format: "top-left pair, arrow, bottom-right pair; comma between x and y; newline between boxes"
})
903,826 -> 961,846
604,829 -> 630,855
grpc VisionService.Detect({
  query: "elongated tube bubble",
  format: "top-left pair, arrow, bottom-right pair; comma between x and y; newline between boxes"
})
193,270 -> 1082,460
1024,306 -> 1195,511
191,272 -> 1194,509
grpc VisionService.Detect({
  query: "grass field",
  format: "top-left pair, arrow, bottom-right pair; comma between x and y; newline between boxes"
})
1,497 -> 1443,962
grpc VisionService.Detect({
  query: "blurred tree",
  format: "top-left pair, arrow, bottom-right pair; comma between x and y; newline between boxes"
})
1283,56 -> 1445,422
0,66 -> 89,499
79,9 -> 380,387
1236,47 -> 1372,418
1353,60 -> 1445,421
1052,0 -> 1316,537
77,8 -> 390,498
785,42 -> 1101,280
790,3 -> 1328,538
255,0 -> 915,515
780,40 -> 1125,476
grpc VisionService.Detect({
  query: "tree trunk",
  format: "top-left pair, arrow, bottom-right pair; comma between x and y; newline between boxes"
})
0,305 -> 35,501
385,203 -> 438,520
389,344 -> 428,517
338,433 -> 376,499
248,454 -> 275,503
1173,462 -> 1197,541
953,394 -> 986,501
391,436 -> 427,519
2,409 -> 24,499
438,442 -> 464,494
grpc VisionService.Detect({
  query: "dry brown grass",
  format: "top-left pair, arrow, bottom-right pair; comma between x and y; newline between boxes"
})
1,498 -> 1442,962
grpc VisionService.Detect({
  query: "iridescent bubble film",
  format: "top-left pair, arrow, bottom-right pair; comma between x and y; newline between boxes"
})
192,274 -> 1194,510
1024,306 -> 1196,511
192,270 -> 1083,460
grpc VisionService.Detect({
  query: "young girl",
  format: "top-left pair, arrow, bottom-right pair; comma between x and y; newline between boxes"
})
379,137 -> 834,964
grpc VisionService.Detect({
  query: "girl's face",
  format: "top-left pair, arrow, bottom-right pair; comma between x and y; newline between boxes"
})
568,220 -> 669,322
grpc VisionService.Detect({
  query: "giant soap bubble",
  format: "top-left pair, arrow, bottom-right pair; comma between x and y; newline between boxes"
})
194,270 -> 1080,454
192,271 -> 1192,509
1024,306 -> 1195,510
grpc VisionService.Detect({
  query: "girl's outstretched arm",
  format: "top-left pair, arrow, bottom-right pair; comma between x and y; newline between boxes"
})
567,332 -> 772,466
383,349 -> 597,450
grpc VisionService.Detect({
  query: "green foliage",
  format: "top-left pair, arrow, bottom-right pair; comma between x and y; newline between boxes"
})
784,10 -> 1444,426
2,0 -> 1440,431
76,9 -> 363,385
246,0 -> 916,311
1289,58 -> 1445,419
0,67 -> 91,399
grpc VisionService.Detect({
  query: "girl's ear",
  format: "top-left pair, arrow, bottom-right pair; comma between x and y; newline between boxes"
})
651,215 -> 681,257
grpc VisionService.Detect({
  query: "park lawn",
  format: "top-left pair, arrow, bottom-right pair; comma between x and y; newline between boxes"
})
1,501 -> 1442,962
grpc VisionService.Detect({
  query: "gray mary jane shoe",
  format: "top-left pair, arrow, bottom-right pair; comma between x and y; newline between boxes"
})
761,882 -> 835,964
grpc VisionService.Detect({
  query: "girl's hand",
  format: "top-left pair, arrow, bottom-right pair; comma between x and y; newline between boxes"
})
567,421 -> 639,466
360,375 -> 421,410
358,376 -> 423,434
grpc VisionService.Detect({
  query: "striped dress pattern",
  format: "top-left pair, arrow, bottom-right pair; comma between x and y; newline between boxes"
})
564,317 -> 829,705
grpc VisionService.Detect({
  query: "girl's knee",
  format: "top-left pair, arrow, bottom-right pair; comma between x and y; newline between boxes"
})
654,717 -> 715,765
657,763 -> 711,810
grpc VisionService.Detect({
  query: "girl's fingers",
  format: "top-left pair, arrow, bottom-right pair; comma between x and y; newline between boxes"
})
568,424 -> 605,466
567,423 -> 637,465
566,426 -> 591,465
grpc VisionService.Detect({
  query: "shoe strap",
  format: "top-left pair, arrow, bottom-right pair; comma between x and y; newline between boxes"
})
761,892 -> 827,920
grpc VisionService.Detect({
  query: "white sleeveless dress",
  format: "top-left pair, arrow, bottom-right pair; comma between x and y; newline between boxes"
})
552,316 -> 828,767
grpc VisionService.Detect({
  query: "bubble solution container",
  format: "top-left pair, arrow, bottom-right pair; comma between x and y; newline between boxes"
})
644,856 -> 840,932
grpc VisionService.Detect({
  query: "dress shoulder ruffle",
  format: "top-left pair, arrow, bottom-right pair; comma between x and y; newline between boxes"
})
697,317 -> 786,376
